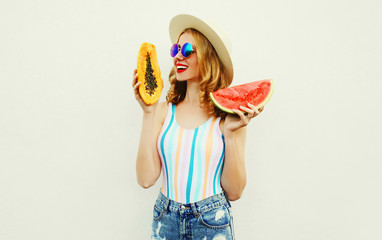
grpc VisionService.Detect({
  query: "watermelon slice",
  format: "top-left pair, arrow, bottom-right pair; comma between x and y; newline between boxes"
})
210,79 -> 274,114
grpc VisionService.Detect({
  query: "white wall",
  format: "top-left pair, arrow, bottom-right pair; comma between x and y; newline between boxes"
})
1,0 -> 381,239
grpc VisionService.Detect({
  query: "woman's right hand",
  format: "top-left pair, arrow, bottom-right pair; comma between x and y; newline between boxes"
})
132,69 -> 158,113
133,69 -> 163,188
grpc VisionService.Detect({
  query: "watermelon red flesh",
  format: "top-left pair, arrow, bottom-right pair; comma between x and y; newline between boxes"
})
210,79 -> 274,114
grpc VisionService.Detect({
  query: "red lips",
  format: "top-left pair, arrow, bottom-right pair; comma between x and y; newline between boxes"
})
176,63 -> 188,73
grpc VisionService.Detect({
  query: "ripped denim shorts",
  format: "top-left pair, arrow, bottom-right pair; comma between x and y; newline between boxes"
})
151,191 -> 235,240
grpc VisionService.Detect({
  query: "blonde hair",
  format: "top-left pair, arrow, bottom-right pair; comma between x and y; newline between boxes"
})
166,28 -> 232,118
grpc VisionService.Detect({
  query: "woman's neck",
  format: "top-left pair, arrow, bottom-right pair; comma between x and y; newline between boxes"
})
184,80 -> 201,105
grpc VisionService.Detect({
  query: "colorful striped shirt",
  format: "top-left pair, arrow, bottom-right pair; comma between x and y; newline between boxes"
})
157,103 -> 225,203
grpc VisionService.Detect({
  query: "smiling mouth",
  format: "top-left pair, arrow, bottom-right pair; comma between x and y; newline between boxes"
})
176,64 -> 188,73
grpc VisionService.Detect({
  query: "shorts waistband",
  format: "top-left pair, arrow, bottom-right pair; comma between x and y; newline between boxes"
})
154,190 -> 230,217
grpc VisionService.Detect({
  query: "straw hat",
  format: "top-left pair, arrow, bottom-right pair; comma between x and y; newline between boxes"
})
169,14 -> 234,82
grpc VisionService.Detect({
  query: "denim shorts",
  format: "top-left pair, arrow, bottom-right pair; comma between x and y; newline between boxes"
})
151,191 -> 235,240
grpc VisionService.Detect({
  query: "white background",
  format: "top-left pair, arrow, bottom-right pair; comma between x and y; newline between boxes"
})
1,0 -> 381,239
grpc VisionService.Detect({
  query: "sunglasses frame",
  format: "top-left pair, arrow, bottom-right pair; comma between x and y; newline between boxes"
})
170,42 -> 196,58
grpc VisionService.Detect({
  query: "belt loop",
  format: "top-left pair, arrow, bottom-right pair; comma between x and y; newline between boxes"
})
191,203 -> 199,218
159,189 -> 170,214
163,197 -> 170,213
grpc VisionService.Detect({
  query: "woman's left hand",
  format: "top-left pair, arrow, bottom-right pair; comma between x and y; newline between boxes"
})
223,103 -> 263,135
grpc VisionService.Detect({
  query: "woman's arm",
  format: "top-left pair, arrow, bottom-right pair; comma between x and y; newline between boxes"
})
220,103 -> 263,201
220,127 -> 247,201
133,69 -> 166,188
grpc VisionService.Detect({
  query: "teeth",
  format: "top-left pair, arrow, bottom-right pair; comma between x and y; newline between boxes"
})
177,66 -> 187,70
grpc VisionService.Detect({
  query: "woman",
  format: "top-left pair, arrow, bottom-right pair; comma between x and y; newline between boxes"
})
133,14 -> 263,240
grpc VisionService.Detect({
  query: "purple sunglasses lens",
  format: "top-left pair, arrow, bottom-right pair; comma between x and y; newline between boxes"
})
170,43 -> 179,57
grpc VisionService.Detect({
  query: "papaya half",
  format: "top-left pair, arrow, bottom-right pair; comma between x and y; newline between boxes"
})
136,42 -> 163,105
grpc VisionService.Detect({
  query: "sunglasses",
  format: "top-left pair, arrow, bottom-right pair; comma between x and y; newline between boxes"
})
170,42 -> 195,58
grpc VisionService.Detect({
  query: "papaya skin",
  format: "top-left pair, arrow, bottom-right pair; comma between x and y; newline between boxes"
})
136,42 -> 163,105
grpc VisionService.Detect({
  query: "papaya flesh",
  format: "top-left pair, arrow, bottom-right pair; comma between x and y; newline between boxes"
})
137,42 -> 163,105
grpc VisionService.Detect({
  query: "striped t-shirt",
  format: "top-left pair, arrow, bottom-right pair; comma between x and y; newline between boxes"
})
157,103 -> 225,203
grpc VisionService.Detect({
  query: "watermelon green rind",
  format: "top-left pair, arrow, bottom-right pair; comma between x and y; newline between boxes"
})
210,79 -> 274,114
210,92 -> 235,114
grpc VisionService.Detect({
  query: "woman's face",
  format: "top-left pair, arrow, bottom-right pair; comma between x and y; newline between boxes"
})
173,32 -> 199,81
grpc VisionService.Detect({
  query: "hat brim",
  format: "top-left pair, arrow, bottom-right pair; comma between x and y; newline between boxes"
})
169,14 -> 233,82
